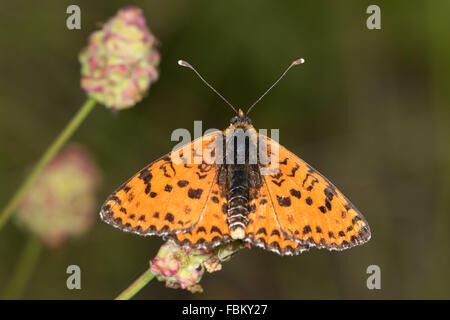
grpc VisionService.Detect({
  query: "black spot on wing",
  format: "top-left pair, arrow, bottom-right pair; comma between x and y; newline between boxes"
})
303,225 -> 312,235
289,189 -> 301,199
165,213 -> 174,223
276,196 -> 291,207
139,170 -> 153,184
177,180 -> 189,188
188,188 -> 203,199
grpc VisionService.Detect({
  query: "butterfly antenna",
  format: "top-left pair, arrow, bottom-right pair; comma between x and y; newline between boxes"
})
246,58 -> 305,116
178,60 -> 238,114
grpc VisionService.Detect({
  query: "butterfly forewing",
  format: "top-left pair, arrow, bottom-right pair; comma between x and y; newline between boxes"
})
100,131 -> 225,238
257,134 -> 371,251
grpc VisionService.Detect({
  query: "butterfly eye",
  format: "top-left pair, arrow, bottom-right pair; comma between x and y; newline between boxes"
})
230,116 -> 239,125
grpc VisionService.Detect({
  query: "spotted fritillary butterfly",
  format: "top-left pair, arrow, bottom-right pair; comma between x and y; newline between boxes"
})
100,59 -> 371,255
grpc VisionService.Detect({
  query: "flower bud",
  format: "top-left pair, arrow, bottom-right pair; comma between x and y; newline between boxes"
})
79,6 -> 160,110
16,144 -> 101,248
150,241 -> 244,292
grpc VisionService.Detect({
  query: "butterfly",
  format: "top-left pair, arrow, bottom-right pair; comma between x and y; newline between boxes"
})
100,59 -> 371,256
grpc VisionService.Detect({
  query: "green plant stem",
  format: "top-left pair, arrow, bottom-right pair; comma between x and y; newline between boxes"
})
0,97 -> 97,230
115,268 -> 156,300
1,236 -> 42,299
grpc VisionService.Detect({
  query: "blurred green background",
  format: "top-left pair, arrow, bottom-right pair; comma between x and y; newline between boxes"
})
1,0 -> 450,299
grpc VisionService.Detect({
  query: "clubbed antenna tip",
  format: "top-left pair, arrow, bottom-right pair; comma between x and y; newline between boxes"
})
177,59 -> 238,113
178,60 -> 191,68
246,57 -> 306,115
293,58 -> 305,65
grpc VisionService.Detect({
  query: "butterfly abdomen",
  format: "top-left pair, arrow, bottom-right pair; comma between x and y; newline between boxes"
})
226,164 -> 250,239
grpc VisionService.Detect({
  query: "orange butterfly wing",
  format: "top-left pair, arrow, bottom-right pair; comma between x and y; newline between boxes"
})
254,135 -> 370,251
100,131 -> 230,244
164,172 -> 232,249
246,176 -> 310,255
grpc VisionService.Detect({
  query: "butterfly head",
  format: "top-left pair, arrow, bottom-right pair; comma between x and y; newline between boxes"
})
229,108 -> 253,127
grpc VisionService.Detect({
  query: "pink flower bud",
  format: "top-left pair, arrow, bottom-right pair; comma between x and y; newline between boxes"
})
150,241 -> 244,292
79,6 -> 160,110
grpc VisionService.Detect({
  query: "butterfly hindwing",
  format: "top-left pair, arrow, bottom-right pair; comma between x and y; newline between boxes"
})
100,131 -> 225,238
258,134 -> 371,251
246,171 -> 310,256
164,167 -> 232,249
